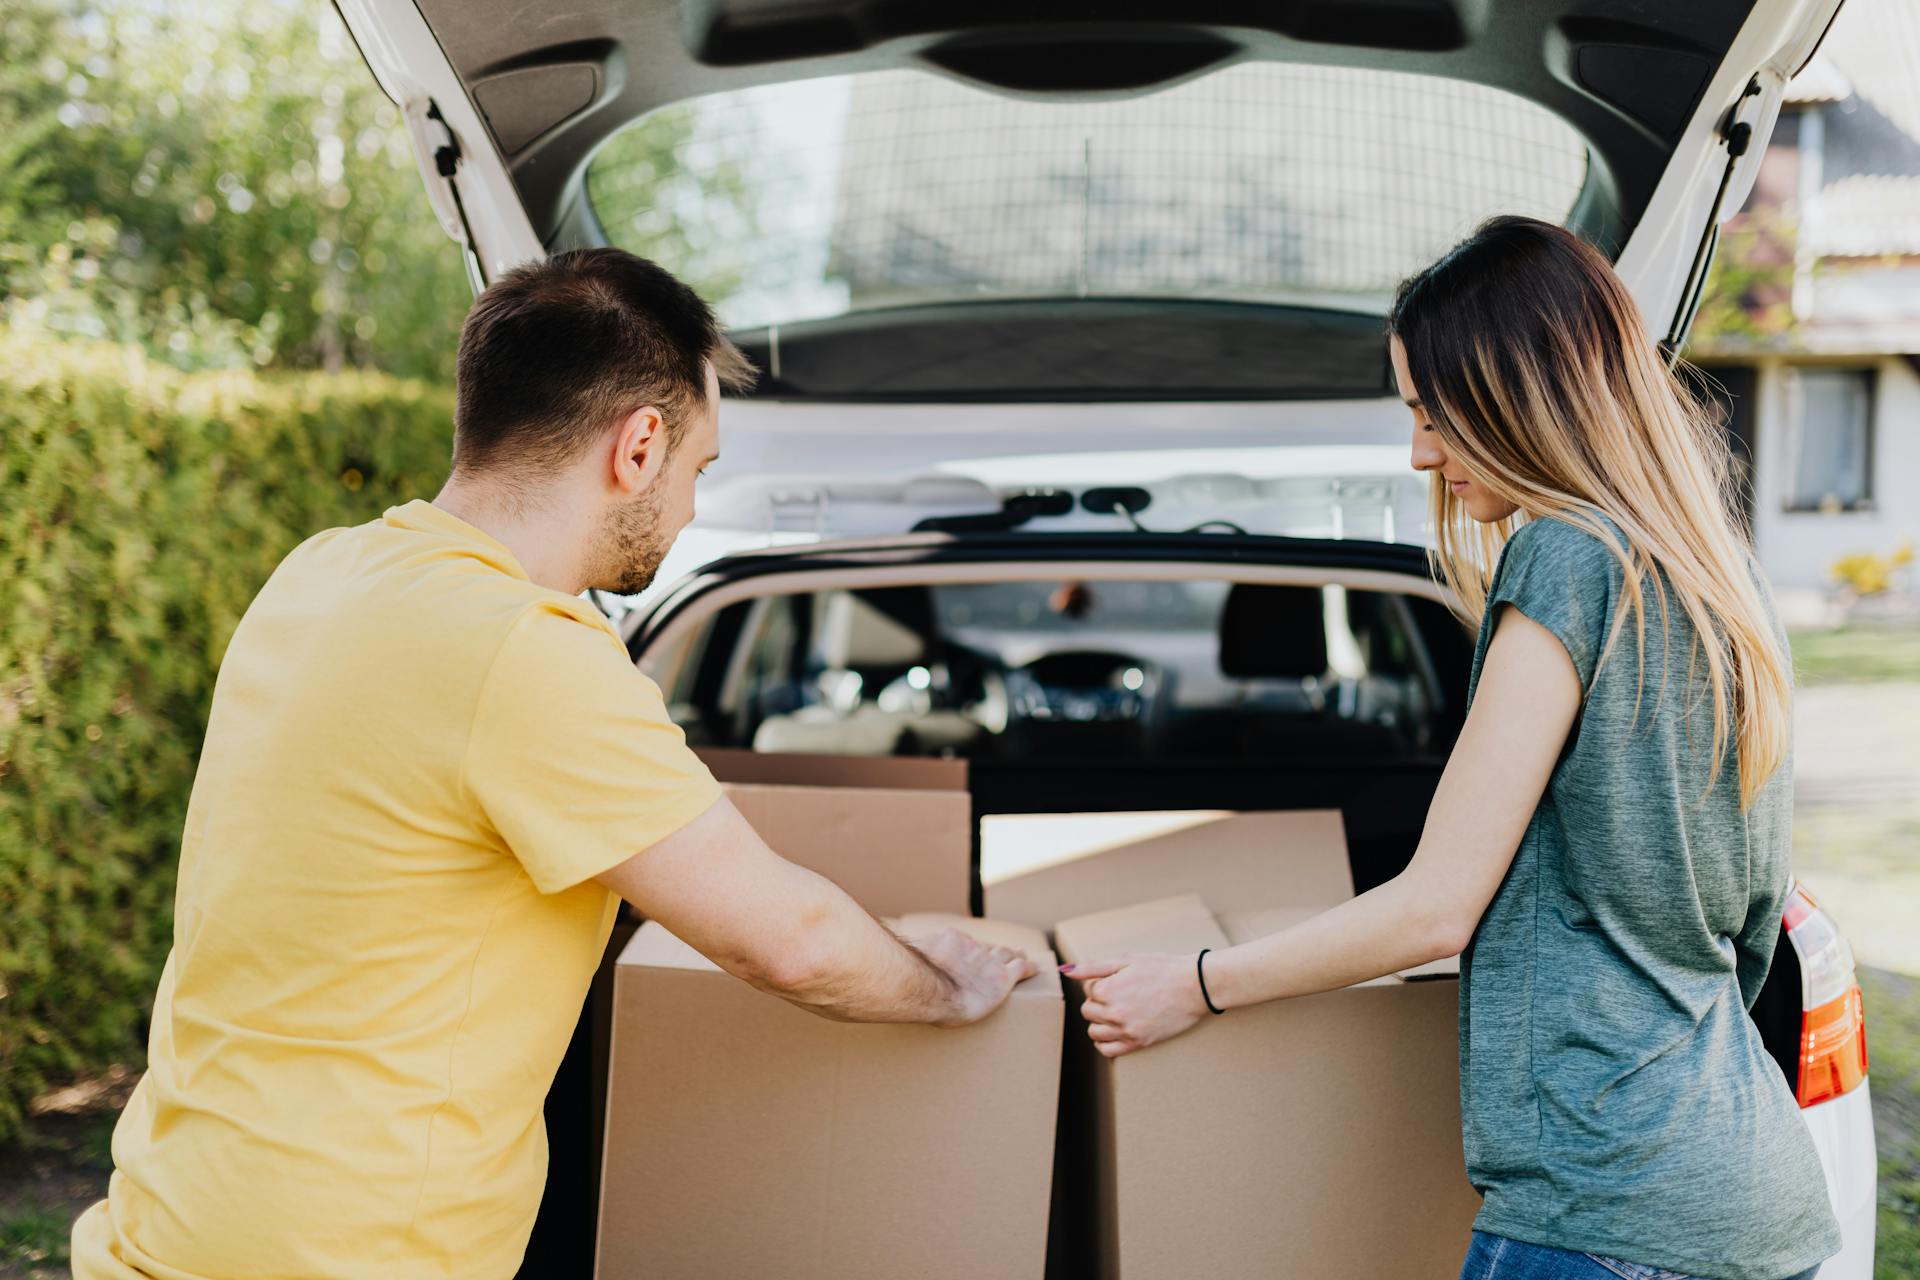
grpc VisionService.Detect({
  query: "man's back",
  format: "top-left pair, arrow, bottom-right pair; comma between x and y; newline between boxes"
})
71,249 -> 1031,1277
72,499 -> 720,1279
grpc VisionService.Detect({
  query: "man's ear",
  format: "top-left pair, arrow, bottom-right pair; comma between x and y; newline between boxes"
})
609,405 -> 667,496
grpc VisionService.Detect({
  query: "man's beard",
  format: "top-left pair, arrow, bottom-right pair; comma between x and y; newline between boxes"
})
587,485 -> 672,596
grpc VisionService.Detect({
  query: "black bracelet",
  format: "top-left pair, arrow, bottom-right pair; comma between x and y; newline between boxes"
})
1196,948 -> 1225,1016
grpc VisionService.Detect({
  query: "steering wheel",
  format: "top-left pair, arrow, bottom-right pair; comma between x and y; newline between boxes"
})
1010,650 -> 1157,724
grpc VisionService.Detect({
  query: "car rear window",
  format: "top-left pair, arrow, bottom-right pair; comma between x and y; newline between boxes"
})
587,63 -> 1590,331
659,577 -> 1460,764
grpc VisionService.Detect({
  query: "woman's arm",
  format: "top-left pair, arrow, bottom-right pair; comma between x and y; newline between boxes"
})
1072,607 -> 1583,1057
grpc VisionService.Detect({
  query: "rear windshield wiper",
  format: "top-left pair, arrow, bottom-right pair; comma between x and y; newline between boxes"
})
913,488 -> 1075,533
912,485 -> 1246,536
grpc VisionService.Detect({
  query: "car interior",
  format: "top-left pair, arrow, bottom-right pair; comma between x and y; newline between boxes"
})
664,577 -> 1467,767
636,558 -> 1481,907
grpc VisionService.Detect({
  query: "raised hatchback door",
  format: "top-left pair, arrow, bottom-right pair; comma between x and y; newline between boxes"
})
335,0 -> 1844,348
331,0 -> 544,282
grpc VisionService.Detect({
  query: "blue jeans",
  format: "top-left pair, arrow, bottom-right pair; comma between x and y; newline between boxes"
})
1460,1231 -> 1822,1280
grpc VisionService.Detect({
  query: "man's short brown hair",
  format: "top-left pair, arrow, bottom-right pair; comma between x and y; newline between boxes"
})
451,248 -> 755,477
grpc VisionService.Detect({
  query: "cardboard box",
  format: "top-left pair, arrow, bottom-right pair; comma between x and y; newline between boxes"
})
1051,893 -> 1479,1280
695,749 -> 974,919
983,809 -> 1352,931
596,914 -> 1063,1280
722,780 -> 972,918
697,746 -> 966,793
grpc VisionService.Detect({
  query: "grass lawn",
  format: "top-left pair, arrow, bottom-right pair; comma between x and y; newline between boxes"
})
0,1210 -> 73,1279
1865,967 -> 1920,1279
0,1108 -> 116,1279
1792,626 -> 1920,685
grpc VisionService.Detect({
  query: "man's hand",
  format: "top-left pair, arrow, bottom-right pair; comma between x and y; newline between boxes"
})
907,927 -> 1038,1028
597,796 -> 1036,1026
1066,952 -> 1210,1057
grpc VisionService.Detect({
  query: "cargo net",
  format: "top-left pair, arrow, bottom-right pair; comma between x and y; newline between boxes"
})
588,63 -> 1592,329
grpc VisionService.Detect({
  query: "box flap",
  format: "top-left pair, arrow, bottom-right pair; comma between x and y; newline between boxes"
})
698,746 -> 966,791
725,780 -> 972,918
984,809 -> 1351,931
1052,893 -> 1231,966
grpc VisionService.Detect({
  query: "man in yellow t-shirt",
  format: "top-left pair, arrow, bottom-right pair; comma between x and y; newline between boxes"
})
70,248 -> 1033,1280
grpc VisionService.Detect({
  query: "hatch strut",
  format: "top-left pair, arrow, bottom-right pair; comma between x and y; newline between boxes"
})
1659,78 -> 1763,368
420,99 -> 488,292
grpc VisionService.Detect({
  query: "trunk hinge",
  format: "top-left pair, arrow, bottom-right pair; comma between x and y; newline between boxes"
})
404,97 -> 488,293
1659,77 -> 1765,368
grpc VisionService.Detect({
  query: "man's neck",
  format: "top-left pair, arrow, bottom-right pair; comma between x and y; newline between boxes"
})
432,479 -> 593,596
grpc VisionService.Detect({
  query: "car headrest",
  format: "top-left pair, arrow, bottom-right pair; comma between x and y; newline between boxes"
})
1218,584 -> 1329,679
819,587 -> 932,670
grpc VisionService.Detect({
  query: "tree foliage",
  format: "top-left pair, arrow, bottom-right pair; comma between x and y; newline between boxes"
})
0,325 -> 455,1142
1688,208 -> 1800,352
0,1 -> 784,1138
1,0 -> 478,379
0,0 -> 770,380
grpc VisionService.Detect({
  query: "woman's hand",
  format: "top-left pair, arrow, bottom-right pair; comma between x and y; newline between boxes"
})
1063,952 -> 1211,1058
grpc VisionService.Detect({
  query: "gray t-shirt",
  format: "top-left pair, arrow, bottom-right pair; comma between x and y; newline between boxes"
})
1460,515 -> 1841,1280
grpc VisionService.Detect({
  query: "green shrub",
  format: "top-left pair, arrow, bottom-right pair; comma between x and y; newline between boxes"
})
0,326 -> 452,1144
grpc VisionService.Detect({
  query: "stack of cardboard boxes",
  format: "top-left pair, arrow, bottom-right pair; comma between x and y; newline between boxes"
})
595,755 -> 1478,1279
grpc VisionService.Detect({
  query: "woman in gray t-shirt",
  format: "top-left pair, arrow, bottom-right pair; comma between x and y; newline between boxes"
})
1062,216 -> 1841,1280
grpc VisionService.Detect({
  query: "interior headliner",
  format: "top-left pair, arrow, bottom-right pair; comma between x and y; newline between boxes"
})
412,0 -> 1762,259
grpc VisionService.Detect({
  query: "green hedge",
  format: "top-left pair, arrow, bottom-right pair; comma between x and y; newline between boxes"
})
0,328 -> 453,1144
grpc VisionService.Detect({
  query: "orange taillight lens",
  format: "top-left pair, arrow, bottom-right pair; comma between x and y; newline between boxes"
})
1795,983 -> 1868,1108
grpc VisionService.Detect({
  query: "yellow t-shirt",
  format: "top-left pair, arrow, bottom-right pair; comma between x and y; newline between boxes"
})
71,500 -> 721,1280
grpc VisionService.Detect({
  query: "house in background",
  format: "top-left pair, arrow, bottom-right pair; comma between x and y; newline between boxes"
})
1689,0 -> 1920,609
818,10 -> 1915,608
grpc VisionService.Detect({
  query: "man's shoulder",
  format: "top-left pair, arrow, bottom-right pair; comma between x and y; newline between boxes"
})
238,517 -> 619,701
489,596 -> 628,671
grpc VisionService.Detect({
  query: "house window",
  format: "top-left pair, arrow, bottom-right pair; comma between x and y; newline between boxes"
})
1784,367 -> 1875,512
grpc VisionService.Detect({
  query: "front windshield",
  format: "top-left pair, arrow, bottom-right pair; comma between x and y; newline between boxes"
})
587,62 -> 1590,330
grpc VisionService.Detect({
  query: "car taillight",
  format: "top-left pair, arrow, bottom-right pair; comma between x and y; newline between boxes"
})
1782,882 -> 1869,1108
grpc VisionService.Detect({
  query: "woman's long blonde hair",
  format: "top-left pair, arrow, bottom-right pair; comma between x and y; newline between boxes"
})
1388,215 -> 1791,809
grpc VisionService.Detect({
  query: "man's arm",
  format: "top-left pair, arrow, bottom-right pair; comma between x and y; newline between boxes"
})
594,794 -> 1034,1026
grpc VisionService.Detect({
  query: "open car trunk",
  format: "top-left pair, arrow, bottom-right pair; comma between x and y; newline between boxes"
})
332,0 -> 1853,626
518,535 -> 1808,1276
323,0 -> 1858,1268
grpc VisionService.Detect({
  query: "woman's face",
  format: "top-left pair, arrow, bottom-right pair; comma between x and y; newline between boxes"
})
1390,335 -> 1521,525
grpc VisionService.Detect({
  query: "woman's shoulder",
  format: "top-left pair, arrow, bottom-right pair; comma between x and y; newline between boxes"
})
1499,510 -> 1629,587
